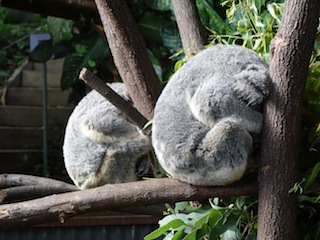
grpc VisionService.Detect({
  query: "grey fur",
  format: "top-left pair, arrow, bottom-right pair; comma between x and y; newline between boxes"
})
152,44 -> 270,186
63,83 -> 152,189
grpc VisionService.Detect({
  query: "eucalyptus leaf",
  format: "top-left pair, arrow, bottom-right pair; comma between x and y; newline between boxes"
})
210,218 -> 238,239
183,228 -> 197,240
144,219 -> 186,240
304,162 -> 320,190
172,228 -> 185,240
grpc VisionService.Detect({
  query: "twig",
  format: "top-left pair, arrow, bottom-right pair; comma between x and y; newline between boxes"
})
79,67 -> 151,136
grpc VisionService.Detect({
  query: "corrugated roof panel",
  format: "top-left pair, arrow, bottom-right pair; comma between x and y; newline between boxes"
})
0,225 -> 159,240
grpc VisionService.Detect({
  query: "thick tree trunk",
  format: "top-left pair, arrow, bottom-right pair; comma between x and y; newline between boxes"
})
258,0 -> 320,239
171,0 -> 206,57
94,0 -> 162,120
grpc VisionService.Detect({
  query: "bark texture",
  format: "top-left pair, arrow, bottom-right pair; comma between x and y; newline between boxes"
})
0,174 -> 78,204
0,174 -> 77,190
171,0 -> 206,57
79,68 -> 151,134
94,0 -> 162,120
258,0 -> 320,239
0,176 -> 257,228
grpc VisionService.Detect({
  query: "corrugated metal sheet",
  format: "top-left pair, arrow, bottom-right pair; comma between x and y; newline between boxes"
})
0,225 -> 158,240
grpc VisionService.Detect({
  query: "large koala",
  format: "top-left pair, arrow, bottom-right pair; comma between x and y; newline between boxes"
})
152,44 -> 270,186
63,83 -> 152,189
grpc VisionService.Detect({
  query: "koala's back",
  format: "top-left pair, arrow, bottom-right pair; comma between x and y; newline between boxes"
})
152,44 -> 269,186
63,83 -> 151,189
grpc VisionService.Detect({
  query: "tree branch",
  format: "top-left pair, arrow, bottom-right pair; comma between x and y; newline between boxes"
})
258,0 -> 320,239
0,174 -> 76,190
0,176 -> 257,228
172,0 -> 206,58
0,174 -> 78,203
0,185 -> 77,204
79,68 -> 151,135
1,0 -> 97,20
94,0 -> 162,120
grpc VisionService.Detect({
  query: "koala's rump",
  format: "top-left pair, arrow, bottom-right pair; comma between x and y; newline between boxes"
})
152,44 -> 268,186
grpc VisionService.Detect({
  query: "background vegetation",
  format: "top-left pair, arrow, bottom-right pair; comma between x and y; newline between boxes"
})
0,0 -> 319,239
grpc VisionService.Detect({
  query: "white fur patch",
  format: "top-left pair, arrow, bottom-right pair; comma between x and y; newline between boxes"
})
81,123 -> 140,144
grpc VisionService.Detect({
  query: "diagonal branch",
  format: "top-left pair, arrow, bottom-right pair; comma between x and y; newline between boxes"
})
79,68 -> 151,135
94,0 -> 162,120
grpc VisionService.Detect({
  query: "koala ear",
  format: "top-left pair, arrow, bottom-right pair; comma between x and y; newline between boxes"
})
235,63 -> 270,97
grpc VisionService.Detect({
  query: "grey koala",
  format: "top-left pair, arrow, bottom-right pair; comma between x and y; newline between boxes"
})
63,82 -> 152,189
152,44 -> 270,186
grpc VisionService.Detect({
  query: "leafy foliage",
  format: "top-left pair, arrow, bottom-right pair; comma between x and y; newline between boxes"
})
209,0 -> 284,61
0,8 -> 46,84
145,198 -> 258,240
61,32 -> 109,90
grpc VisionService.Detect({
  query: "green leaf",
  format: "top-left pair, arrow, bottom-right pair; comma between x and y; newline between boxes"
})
172,228 -> 185,240
160,23 -> 182,54
148,49 -> 162,80
220,227 -> 241,240
51,41 -> 73,59
208,208 -> 224,227
29,39 -> 53,62
235,196 -> 245,209
194,213 -> 209,228
210,217 -> 238,239
61,33 -> 108,89
183,229 -> 197,240
174,59 -> 185,72
197,225 -> 210,239
267,3 -> 282,24
137,12 -> 164,44
0,70 -> 10,77
47,16 -> 74,45
304,162 -> 320,190
197,0 -> 230,34
144,219 -> 186,240
145,0 -> 172,11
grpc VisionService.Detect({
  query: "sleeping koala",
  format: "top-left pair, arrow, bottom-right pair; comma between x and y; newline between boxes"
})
152,44 -> 270,186
63,82 -> 152,189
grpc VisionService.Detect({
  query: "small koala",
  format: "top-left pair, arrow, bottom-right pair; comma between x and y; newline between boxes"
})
152,44 -> 270,186
63,82 -> 152,189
